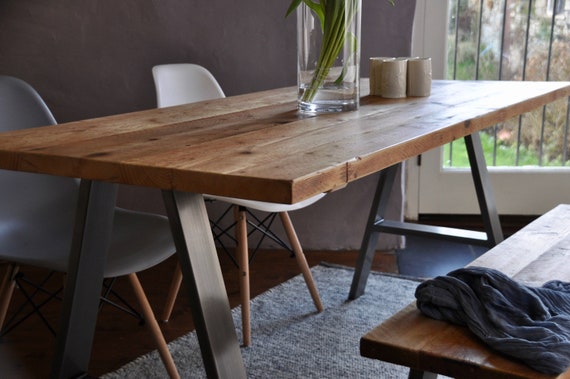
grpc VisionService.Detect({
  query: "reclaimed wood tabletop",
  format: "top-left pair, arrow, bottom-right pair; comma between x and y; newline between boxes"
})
1,80 -> 569,204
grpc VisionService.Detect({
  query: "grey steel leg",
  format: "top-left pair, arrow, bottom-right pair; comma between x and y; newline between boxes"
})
51,180 -> 117,378
162,190 -> 246,379
464,133 -> 504,245
350,133 -> 504,299
349,164 -> 399,300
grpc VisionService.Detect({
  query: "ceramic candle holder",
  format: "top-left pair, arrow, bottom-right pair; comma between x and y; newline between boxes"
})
369,57 -> 395,96
380,58 -> 408,99
407,57 -> 432,97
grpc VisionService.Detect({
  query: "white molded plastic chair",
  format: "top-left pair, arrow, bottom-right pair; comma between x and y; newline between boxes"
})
0,76 -> 180,378
152,63 -> 324,346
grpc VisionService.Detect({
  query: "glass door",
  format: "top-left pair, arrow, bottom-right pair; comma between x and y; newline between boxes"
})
406,0 -> 570,217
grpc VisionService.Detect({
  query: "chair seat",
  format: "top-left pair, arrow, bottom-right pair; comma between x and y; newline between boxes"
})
104,208 -> 174,278
0,205 -> 173,279
207,193 -> 326,213
0,172 -> 78,273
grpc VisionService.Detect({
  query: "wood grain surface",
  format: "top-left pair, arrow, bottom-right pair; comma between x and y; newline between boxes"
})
1,80 -> 569,204
361,204 -> 570,379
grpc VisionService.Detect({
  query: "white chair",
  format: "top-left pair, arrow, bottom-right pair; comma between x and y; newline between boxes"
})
152,63 -> 324,346
0,76 -> 180,378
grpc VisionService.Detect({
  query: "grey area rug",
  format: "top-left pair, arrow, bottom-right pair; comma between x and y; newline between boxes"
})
103,264 -> 421,378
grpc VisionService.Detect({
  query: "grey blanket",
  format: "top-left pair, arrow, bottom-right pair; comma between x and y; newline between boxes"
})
415,266 -> 570,375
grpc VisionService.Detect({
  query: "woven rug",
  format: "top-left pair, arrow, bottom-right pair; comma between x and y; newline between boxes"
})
103,264 -> 421,378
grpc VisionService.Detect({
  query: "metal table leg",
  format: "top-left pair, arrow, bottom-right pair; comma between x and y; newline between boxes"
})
349,132 -> 504,300
464,133 -> 504,246
51,180 -> 117,378
349,165 -> 399,300
162,190 -> 246,379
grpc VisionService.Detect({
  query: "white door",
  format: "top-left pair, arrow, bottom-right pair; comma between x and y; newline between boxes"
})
406,0 -> 570,218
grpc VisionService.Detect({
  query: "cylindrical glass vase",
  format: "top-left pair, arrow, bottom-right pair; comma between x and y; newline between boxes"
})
296,0 -> 362,113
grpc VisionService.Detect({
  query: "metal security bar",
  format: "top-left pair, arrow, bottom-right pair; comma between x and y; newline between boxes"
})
445,0 -> 570,167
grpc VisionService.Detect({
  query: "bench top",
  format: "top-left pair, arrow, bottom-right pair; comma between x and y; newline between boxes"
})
361,204 -> 570,379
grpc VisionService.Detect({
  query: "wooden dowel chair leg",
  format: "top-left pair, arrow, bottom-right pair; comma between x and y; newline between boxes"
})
128,273 -> 180,379
279,212 -> 324,313
235,205 -> 251,347
0,264 -> 19,330
161,263 -> 183,322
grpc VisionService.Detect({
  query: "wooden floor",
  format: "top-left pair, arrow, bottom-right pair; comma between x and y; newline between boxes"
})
0,248 -> 397,378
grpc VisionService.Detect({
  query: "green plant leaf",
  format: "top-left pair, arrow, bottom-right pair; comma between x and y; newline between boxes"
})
286,0 -> 326,22
285,0 -> 303,17
303,0 -> 325,23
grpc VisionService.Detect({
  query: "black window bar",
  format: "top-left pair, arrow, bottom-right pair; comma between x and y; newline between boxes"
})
446,0 -> 570,168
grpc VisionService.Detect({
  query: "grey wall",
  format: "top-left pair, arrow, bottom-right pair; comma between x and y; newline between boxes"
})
0,0 -> 416,250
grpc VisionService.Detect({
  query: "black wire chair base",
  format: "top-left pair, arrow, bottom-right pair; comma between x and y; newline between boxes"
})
1,271 -> 62,336
1,271 -> 144,338
209,203 -> 295,268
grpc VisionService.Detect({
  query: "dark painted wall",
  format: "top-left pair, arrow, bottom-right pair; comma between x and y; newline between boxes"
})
0,0 -> 416,250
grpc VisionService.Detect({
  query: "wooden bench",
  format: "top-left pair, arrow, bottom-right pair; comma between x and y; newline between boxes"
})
360,204 -> 570,379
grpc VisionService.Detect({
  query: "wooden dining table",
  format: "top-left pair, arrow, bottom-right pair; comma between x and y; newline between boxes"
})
0,80 -> 569,378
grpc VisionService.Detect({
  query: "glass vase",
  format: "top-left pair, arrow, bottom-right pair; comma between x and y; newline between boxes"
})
296,0 -> 362,113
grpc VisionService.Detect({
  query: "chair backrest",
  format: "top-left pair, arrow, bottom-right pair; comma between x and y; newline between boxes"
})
0,76 -> 56,130
0,76 -> 78,255
152,63 -> 225,107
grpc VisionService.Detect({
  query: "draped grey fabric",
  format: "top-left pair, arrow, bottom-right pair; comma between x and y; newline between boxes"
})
415,266 -> 570,375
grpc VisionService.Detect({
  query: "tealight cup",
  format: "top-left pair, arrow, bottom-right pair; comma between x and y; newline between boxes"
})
407,57 -> 432,97
369,57 -> 395,96
380,58 -> 408,99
